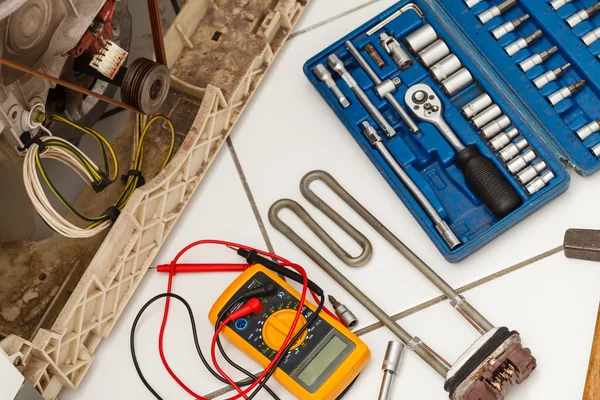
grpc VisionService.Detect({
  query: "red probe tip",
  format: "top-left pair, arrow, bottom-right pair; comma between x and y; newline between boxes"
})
229,298 -> 263,321
247,298 -> 263,314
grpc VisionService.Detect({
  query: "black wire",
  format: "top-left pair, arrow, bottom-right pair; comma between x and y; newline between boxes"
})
216,292 -> 359,400
130,292 -> 279,399
215,296 -> 281,400
98,107 -> 127,121
169,0 -> 181,14
336,376 -> 359,399
245,293 -> 325,400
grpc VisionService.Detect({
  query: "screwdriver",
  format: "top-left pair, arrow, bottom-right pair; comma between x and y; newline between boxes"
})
405,84 -> 522,218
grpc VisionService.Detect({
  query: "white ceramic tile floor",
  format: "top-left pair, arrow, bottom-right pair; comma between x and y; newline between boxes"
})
292,0 -> 395,34
66,1 -> 600,399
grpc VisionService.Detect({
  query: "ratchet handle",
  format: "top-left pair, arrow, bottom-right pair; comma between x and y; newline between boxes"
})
456,146 -> 522,218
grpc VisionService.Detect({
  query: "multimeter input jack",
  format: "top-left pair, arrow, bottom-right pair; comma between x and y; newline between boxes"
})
235,318 -> 249,331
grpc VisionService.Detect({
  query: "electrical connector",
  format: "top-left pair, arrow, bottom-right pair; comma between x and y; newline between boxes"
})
90,40 -> 128,79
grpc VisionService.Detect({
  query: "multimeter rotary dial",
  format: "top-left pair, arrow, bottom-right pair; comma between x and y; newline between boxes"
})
263,309 -> 308,351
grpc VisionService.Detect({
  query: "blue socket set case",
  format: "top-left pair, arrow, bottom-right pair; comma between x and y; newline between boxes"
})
304,0 -> 600,262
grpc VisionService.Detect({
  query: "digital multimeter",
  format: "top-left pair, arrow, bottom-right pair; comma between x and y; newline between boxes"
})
209,265 -> 370,400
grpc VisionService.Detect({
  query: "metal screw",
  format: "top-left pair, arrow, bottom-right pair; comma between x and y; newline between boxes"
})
33,111 -> 46,124
413,90 -> 427,103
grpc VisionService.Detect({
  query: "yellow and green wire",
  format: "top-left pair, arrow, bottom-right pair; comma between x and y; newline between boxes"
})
37,114 -> 176,229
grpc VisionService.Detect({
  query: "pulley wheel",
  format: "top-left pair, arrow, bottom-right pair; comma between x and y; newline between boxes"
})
121,57 -> 171,115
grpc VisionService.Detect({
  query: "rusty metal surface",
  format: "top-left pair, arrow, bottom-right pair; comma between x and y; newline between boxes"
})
564,229 -> 600,262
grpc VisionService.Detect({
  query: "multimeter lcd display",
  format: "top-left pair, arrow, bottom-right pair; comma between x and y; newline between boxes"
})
298,336 -> 348,386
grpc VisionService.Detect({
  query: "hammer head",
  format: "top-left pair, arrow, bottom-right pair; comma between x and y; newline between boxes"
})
564,229 -> 600,262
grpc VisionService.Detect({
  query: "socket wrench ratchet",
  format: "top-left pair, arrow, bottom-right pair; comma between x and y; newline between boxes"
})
405,84 -> 522,218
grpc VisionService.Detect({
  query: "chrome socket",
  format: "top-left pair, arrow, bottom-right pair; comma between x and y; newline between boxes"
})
519,47 -> 557,72
336,304 -> 359,329
430,54 -> 462,82
481,115 -> 511,139
505,38 -> 528,57
492,14 -> 529,40
507,149 -> 536,174
464,0 -> 481,8
526,170 -> 555,195
405,24 -> 438,54
533,63 -> 571,89
472,105 -> 502,129
417,39 -> 450,68
548,80 -> 585,107
567,9 -> 591,28
490,127 -> 519,151
505,30 -> 542,57
462,93 -> 493,119
380,33 -> 413,71
517,161 -> 547,185
478,6 -> 501,24
576,120 -> 600,141
478,0 -> 517,24
499,138 -> 528,162
593,143 -> 600,158
519,54 -> 543,73
379,341 -> 405,400
583,27 -> 600,47
550,0 -> 573,11
441,68 -> 473,96
436,221 -> 462,250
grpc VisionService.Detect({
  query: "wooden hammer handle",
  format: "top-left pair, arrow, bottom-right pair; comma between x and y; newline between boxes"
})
584,304 -> 600,400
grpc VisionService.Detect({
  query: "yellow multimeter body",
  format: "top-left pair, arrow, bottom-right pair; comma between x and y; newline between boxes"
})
209,265 -> 370,400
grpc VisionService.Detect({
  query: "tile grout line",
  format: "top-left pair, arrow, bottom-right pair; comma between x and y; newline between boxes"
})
289,0 -> 386,40
226,137 -> 276,255
202,245 -> 564,398
353,244 -> 564,336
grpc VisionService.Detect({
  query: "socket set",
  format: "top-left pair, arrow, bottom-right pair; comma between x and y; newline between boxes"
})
464,0 -> 600,168
304,0 -> 600,261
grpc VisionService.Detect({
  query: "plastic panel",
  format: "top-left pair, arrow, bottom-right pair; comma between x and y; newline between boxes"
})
0,0 -> 311,398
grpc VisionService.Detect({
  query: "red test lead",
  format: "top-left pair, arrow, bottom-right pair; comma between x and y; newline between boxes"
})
155,263 -> 251,273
